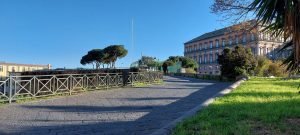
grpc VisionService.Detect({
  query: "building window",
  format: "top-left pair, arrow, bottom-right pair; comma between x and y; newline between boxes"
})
222,39 -> 225,46
272,47 -> 275,57
199,43 -> 202,50
251,33 -> 255,41
216,40 -> 219,48
209,54 -> 213,63
243,33 -> 247,43
235,35 -> 239,44
258,47 -> 261,55
199,55 -> 202,64
12,67 -> 15,72
215,50 -> 219,62
205,43 -> 207,49
229,37 -> 232,45
267,33 -> 270,40
251,47 -> 256,55
210,41 -> 213,48
0,66 -> 3,72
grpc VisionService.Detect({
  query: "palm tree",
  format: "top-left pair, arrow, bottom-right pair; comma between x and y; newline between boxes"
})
249,0 -> 300,71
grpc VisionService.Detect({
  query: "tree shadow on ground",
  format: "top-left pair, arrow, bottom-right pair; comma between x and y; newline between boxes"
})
165,76 -> 219,83
22,105 -> 159,113
0,76 -> 232,135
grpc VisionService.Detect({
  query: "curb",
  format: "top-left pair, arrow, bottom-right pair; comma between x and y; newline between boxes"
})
150,78 -> 247,135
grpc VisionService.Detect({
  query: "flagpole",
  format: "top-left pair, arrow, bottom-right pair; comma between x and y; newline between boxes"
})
131,19 -> 134,66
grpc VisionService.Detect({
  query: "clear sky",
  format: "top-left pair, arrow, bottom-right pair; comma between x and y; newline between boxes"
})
0,0 -> 229,69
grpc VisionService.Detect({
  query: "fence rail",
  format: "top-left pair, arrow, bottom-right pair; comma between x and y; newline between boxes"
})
0,72 -> 163,103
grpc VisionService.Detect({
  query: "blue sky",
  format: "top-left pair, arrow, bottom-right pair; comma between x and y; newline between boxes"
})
0,0 -> 229,68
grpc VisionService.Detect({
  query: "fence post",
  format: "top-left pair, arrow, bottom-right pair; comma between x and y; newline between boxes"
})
69,75 -> 72,95
106,73 -> 109,90
131,73 -> 134,87
9,76 -> 12,103
33,76 -> 36,97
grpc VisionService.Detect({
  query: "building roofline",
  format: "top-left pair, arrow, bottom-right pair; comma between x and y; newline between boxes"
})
184,20 -> 257,45
0,62 -> 50,67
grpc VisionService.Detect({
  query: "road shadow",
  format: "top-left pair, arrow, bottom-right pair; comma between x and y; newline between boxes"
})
163,75 -> 220,84
0,76 -> 232,135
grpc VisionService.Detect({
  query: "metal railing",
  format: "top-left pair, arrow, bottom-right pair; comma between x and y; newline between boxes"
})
0,72 -> 163,103
127,72 -> 163,85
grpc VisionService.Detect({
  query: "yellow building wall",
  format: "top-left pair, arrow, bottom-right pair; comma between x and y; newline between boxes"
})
0,65 -> 48,80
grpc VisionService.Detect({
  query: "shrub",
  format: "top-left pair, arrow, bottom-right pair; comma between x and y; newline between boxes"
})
254,56 -> 271,76
254,56 -> 288,77
267,61 -> 287,77
218,46 -> 257,80
185,68 -> 196,73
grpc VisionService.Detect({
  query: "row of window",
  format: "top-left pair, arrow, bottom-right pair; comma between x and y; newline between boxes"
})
188,47 -> 261,64
258,32 -> 284,42
199,71 -> 220,75
185,33 -> 255,53
199,65 -> 220,70
0,65 -> 41,73
188,47 -> 290,65
193,53 -> 219,64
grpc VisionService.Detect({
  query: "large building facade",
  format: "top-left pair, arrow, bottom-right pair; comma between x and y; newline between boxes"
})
0,62 -> 51,80
184,20 -> 289,75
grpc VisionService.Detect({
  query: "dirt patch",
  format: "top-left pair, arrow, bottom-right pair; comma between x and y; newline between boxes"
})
248,120 -> 273,135
249,118 -> 300,135
249,121 -> 286,135
286,118 -> 300,126
251,123 -> 273,135
285,118 -> 300,134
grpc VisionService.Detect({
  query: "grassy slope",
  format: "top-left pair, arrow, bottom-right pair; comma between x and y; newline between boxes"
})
173,78 -> 300,135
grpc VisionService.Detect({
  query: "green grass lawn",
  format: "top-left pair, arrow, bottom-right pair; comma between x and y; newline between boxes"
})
173,77 -> 300,135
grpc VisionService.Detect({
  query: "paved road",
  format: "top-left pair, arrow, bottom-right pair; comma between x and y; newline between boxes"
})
0,76 -> 231,135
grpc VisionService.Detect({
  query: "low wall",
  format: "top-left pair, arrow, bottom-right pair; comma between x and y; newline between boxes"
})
171,73 -> 221,80
20,69 -> 137,75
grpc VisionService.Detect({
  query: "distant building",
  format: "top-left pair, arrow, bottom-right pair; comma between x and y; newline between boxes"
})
184,20 -> 290,75
0,62 -> 51,80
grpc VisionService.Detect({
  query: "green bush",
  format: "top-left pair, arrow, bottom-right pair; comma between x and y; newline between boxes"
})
267,61 -> 287,77
254,56 -> 288,77
218,46 -> 257,80
185,68 -> 196,73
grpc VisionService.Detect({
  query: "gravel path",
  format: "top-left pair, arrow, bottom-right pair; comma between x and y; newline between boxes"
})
0,76 -> 231,135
